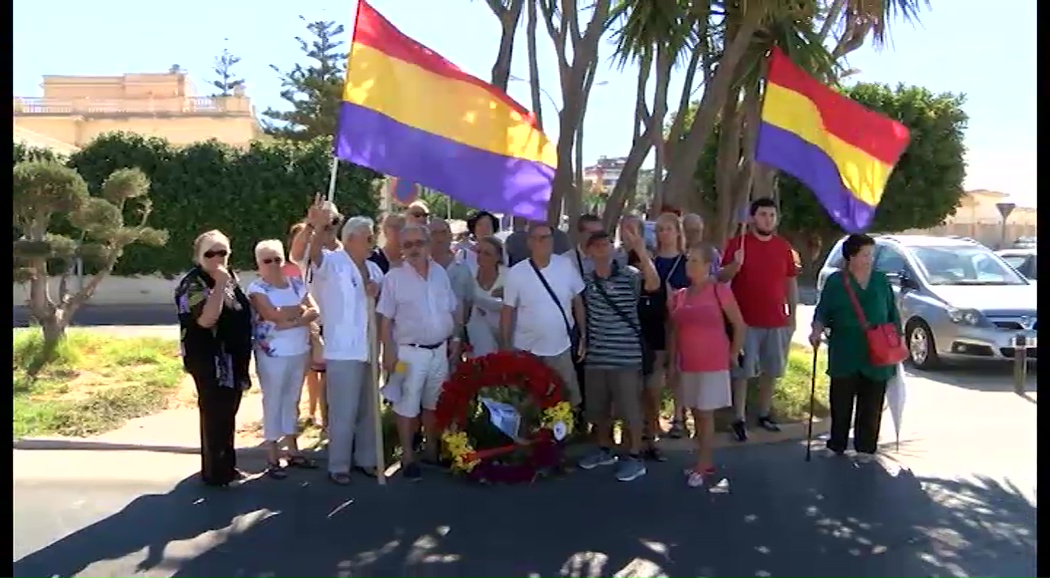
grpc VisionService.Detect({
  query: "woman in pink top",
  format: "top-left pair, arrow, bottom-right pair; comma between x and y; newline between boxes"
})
668,244 -> 746,487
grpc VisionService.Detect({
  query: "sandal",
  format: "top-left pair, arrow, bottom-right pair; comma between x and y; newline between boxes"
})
328,472 -> 352,485
288,455 -> 319,469
266,462 -> 288,480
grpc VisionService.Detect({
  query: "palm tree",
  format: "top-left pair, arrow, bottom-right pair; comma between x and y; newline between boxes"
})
601,0 -> 699,228
658,0 -> 930,239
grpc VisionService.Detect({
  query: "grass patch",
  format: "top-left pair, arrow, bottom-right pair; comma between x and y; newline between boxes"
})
13,329 -> 184,439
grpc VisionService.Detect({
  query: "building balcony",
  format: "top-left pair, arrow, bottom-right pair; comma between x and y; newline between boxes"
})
13,95 -> 256,117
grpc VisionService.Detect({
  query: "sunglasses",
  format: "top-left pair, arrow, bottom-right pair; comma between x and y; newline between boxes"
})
408,211 -> 429,219
261,257 -> 283,265
203,249 -> 229,259
401,240 -> 427,249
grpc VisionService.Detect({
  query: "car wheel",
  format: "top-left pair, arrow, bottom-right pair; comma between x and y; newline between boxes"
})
906,319 -> 940,370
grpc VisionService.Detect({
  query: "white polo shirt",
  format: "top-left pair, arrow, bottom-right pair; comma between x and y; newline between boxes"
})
377,261 -> 457,346
503,254 -> 584,357
311,249 -> 384,362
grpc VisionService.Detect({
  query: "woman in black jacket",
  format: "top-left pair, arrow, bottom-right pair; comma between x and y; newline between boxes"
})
174,230 -> 254,487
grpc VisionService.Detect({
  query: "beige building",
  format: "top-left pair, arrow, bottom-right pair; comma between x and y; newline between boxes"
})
902,189 -> 1037,248
13,71 -> 262,152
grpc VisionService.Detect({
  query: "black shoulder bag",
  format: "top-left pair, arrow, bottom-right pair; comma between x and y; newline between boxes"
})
529,259 -> 582,364
593,272 -> 655,376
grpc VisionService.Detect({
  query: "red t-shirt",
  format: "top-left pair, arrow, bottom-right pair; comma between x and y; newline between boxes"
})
720,233 -> 797,328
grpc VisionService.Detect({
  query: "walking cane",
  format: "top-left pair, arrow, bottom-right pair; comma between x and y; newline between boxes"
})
367,294 -> 387,485
804,344 -> 819,462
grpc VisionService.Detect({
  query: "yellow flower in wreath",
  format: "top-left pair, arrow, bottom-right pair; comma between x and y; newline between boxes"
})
541,401 -> 575,441
441,430 -> 480,473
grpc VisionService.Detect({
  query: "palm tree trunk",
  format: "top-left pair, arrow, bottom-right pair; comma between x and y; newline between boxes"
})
601,52 -> 652,229
516,0 -> 543,232
650,42 -> 671,213
487,0 -> 524,89
662,15 -> 758,208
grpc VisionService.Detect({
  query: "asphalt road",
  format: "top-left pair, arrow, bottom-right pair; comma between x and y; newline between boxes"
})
12,298 -> 1038,577
12,440 -> 1036,578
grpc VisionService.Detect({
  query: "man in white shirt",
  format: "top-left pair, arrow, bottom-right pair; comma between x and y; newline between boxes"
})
501,222 -> 587,408
305,209 -> 384,486
378,223 -> 463,481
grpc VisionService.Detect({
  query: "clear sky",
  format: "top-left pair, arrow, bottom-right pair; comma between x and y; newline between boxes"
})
13,0 -> 1037,207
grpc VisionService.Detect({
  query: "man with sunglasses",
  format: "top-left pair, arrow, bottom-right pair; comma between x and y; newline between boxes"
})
378,223 -> 464,481
404,200 -> 430,226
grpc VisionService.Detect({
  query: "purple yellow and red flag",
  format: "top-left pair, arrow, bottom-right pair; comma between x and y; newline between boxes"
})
756,47 -> 911,233
334,1 -> 556,221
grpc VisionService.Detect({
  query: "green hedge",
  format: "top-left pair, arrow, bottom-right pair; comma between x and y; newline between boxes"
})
14,133 -> 380,276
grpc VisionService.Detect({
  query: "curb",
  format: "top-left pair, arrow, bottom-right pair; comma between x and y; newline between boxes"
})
654,417 -> 830,453
14,417 -> 830,462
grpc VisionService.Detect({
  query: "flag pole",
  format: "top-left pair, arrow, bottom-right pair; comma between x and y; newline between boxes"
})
326,156 -> 339,202
367,293 -> 387,486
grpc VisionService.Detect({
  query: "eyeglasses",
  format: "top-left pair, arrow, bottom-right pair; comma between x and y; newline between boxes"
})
261,257 -> 282,265
203,249 -> 229,259
401,240 -> 427,249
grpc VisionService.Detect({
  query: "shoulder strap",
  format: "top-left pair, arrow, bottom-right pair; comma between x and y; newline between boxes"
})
664,254 -> 684,285
593,275 -> 643,340
529,259 -> 574,339
841,273 -> 870,328
574,248 -> 584,275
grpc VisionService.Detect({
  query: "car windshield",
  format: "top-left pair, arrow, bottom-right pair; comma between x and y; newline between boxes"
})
1001,254 -> 1037,280
912,246 -> 1028,286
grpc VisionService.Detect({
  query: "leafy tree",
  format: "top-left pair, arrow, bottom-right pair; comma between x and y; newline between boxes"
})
262,17 -> 347,141
688,82 -> 968,269
59,132 -> 379,276
211,40 -> 245,97
13,161 -> 169,354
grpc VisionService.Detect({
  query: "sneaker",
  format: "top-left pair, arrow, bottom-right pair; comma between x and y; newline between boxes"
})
855,452 -> 876,464
615,456 -> 647,482
667,420 -> 686,439
731,419 -> 748,442
757,415 -> 781,432
403,461 -> 423,481
579,448 -> 618,470
686,467 -> 715,488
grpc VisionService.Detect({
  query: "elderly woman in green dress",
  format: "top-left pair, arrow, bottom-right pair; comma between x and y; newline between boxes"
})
809,234 -> 902,462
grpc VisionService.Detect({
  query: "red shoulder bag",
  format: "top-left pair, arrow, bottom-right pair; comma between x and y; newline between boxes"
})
842,273 -> 908,367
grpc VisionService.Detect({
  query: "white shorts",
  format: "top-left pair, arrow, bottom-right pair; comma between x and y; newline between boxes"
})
680,370 -> 732,411
392,343 -> 449,419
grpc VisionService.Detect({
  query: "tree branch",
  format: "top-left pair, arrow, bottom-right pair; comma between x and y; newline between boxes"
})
817,0 -> 847,44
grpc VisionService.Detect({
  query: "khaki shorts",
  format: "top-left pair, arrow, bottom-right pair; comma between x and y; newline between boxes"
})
538,349 -> 582,407
584,367 -> 643,426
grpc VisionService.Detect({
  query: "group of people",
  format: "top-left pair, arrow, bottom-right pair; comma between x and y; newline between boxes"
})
175,195 -> 900,489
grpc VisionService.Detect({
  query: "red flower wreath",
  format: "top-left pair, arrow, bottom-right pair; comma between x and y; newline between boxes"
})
434,351 -> 573,484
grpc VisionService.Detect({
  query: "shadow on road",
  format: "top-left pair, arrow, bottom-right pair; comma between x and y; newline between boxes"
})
13,444 -> 1036,577
907,360 -> 1038,394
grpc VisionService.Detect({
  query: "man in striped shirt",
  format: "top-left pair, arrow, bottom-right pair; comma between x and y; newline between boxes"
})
576,229 -> 660,482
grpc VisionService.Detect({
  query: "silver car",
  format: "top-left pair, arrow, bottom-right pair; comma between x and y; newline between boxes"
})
996,248 -> 1037,281
817,235 -> 1037,369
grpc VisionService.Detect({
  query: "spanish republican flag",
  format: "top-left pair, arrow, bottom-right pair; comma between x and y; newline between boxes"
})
335,1 -> 557,221
756,47 -> 911,233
